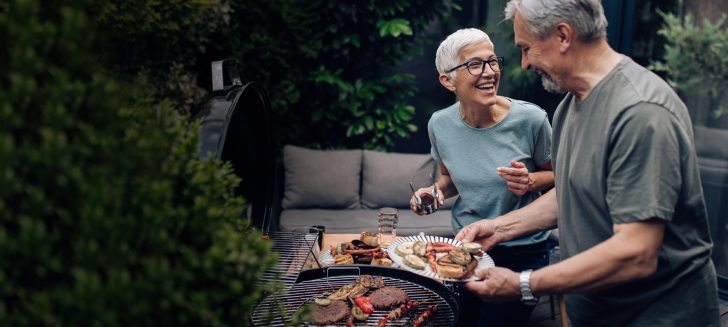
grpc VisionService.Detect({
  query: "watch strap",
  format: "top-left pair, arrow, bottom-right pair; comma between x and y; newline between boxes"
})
519,269 -> 538,304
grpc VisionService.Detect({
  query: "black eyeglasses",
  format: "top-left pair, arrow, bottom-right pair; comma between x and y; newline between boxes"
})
446,56 -> 504,76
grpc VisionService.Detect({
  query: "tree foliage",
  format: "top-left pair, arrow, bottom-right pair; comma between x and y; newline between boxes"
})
0,0 -> 274,325
651,10 -> 728,118
92,0 -> 233,114
230,0 -> 457,149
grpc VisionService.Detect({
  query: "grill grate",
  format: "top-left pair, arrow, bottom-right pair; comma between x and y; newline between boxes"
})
258,231 -> 318,288
251,275 -> 457,326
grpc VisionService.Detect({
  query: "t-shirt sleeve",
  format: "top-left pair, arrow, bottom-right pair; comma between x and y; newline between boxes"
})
533,114 -> 552,165
606,103 -> 682,223
428,118 -> 441,163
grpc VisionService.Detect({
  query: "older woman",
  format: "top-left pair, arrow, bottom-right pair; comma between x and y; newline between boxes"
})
410,28 -> 554,326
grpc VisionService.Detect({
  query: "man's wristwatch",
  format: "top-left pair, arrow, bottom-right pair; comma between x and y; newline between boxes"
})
519,269 -> 539,305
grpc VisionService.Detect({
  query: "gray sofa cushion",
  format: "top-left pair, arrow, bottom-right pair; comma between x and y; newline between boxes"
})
361,150 -> 436,209
279,209 -> 454,237
282,145 -> 362,209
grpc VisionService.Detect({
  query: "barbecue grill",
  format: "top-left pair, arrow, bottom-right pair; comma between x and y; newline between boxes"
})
251,265 -> 460,326
257,231 -> 319,288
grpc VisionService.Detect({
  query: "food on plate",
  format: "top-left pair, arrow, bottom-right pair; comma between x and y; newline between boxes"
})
335,254 -> 354,265
371,257 -> 393,266
461,242 -> 483,254
436,252 -> 478,279
394,242 -> 415,256
430,242 -> 459,253
426,248 -> 437,272
360,231 -> 379,247
329,237 -> 388,265
354,255 -> 373,264
412,304 -> 438,327
309,299 -> 349,325
356,275 -> 385,289
403,254 -> 427,270
448,249 -> 473,266
328,283 -> 368,300
412,240 -> 427,257
368,286 -> 409,309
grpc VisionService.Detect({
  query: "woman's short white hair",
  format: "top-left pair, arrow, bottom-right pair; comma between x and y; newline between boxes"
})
435,28 -> 495,79
504,0 -> 607,41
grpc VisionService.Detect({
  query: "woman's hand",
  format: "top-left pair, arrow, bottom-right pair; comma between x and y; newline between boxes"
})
409,185 -> 443,216
497,160 -> 533,196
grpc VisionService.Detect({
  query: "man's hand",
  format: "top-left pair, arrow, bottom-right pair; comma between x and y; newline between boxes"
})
497,160 -> 532,196
464,267 -> 521,302
455,220 -> 502,251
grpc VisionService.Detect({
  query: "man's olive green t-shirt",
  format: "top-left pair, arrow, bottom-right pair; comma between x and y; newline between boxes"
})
552,56 -> 719,326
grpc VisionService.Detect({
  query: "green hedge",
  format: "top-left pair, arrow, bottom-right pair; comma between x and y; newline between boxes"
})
0,1 -> 274,325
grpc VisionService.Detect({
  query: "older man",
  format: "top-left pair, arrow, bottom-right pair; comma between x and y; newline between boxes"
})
456,0 -> 721,326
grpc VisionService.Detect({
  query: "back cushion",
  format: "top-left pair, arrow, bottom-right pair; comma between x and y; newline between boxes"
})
695,126 -> 728,160
361,150 -> 436,209
282,145 -> 362,209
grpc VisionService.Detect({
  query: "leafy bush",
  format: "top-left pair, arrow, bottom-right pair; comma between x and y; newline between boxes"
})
230,0 -> 457,149
651,11 -> 728,118
92,0 -> 233,114
0,1 -> 274,325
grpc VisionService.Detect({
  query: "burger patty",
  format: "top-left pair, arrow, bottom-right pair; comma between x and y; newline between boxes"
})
368,286 -> 409,309
310,300 -> 349,325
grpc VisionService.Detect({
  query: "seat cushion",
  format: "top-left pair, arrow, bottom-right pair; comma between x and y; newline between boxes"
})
279,208 -> 454,237
361,150 -> 436,209
282,145 -> 362,209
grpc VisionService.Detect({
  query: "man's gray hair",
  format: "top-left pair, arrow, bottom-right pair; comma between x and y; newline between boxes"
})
435,28 -> 495,79
504,0 -> 607,41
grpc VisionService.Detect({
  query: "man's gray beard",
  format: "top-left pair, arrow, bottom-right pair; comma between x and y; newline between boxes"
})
537,71 -> 565,94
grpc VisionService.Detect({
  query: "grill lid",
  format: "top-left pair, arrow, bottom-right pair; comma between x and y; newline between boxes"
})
193,59 -> 275,234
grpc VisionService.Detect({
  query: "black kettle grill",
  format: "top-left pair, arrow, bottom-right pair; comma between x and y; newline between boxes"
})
193,59 -> 275,233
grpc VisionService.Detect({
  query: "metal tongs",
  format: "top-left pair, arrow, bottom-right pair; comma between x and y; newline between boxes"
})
430,173 -> 439,205
409,181 -> 422,206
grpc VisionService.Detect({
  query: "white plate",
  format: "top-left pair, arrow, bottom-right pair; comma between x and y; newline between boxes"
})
385,235 -> 494,282
318,252 -> 336,266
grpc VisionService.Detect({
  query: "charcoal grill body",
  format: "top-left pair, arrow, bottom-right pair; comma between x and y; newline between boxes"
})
252,265 -> 460,326
193,59 -> 275,231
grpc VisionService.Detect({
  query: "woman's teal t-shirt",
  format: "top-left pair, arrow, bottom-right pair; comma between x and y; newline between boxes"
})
428,99 -> 552,246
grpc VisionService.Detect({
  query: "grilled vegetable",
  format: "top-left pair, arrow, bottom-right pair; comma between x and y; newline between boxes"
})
461,242 -> 482,253
314,298 -> 331,306
351,306 -> 370,321
448,249 -> 473,266
353,296 -> 374,314
403,254 -> 427,270
395,242 -> 415,256
413,241 -> 427,257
